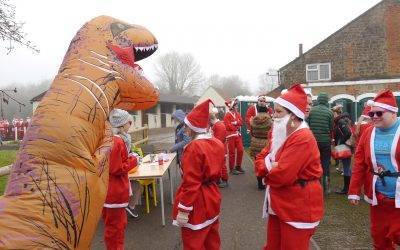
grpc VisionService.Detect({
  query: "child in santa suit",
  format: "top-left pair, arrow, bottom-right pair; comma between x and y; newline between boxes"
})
255,84 -> 324,250
172,99 -> 225,250
210,108 -> 228,188
348,89 -> 400,249
103,109 -> 138,250
223,98 -> 245,175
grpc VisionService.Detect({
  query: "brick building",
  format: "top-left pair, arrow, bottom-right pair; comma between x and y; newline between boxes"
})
270,0 -> 400,119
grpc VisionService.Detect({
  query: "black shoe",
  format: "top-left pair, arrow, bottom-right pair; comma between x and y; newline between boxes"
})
230,169 -> 240,175
218,180 -> 228,188
125,206 -> 139,218
257,177 -> 265,190
235,166 -> 245,174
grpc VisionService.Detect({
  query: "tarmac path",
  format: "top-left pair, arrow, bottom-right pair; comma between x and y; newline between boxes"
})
92,129 -> 319,249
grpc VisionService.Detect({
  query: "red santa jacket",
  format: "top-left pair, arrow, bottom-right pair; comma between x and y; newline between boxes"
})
104,136 -> 137,208
223,110 -> 243,138
348,124 -> 400,207
255,126 -> 323,228
172,134 -> 225,230
212,120 -> 227,144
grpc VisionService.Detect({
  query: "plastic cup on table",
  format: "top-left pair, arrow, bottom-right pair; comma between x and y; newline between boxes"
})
157,153 -> 164,165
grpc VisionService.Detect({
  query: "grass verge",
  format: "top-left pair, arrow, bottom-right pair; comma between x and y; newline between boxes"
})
313,167 -> 371,249
0,150 -> 17,195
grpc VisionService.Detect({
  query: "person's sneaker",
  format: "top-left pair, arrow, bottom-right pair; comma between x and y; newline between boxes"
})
230,169 -> 240,175
218,180 -> 228,188
235,166 -> 245,174
125,206 -> 139,218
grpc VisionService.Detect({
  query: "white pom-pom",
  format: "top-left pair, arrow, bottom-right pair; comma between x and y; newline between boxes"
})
367,99 -> 375,107
281,89 -> 288,95
211,107 -> 219,114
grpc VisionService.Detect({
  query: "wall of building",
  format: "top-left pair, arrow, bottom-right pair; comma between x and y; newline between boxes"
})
280,1 -> 400,86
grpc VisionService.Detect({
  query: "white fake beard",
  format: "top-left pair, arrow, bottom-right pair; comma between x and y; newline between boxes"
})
270,114 -> 290,160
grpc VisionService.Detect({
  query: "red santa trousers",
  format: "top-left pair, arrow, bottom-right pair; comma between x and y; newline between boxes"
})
102,207 -> 127,250
264,215 -> 315,250
227,136 -> 243,170
181,220 -> 220,250
370,193 -> 400,250
221,146 -> 228,181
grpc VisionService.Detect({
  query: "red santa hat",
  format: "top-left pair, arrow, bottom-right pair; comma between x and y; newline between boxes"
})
361,105 -> 372,118
367,89 -> 398,113
184,99 -> 214,133
225,98 -> 237,109
274,83 -> 307,120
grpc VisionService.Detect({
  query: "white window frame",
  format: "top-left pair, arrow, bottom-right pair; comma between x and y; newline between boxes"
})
306,63 -> 331,82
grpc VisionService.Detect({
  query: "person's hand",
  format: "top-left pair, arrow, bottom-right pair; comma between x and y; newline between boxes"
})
272,162 -> 278,169
176,211 -> 189,226
349,199 -> 359,206
246,129 -> 250,134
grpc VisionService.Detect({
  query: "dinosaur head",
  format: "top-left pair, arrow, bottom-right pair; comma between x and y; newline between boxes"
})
106,19 -> 159,110
62,16 -> 159,112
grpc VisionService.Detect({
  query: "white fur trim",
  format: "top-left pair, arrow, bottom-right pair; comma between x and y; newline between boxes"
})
370,128 -> 378,206
364,195 -> 373,204
286,221 -> 320,229
172,215 -> 219,230
194,133 -> 212,140
226,133 -> 239,139
184,117 -> 207,133
264,154 -> 273,171
178,202 -> 193,211
392,121 -> 400,207
275,97 -> 305,120
369,101 -> 398,113
103,202 -> 129,208
348,195 -> 360,200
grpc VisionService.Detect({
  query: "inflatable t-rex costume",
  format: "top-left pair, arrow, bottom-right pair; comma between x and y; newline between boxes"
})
0,16 -> 159,249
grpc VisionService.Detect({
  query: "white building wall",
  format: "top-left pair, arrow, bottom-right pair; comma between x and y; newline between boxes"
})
197,87 -> 225,108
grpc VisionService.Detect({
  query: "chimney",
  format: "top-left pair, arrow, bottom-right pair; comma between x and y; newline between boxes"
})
298,43 -> 303,57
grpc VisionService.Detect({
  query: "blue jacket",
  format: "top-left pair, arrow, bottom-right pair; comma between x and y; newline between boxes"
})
170,110 -> 191,163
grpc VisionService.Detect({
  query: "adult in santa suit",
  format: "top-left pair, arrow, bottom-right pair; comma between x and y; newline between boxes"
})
210,108 -> 228,188
348,89 -> 400,249
103,109 -> 138,250
223,98 -> 245,175
254,84 -> 324,250
245,95 -> 273,133
172,99 -> 225,250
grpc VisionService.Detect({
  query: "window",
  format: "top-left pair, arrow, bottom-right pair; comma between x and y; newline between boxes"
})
306,63 -> 331,82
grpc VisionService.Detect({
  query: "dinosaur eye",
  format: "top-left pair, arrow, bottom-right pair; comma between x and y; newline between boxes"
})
110,22 -> 132,37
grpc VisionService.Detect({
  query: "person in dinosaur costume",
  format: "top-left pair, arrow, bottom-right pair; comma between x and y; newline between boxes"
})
0,16 -> 159,249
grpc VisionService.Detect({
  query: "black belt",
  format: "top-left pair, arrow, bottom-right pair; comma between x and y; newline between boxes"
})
203,180 -> 217,186
372,170 -> 400,186
296,179 -> 318,188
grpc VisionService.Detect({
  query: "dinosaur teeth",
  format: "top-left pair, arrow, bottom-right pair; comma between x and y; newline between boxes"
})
135,44 -> 158,52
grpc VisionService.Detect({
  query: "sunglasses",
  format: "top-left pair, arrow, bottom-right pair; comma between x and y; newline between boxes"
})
367,110 -> 386,118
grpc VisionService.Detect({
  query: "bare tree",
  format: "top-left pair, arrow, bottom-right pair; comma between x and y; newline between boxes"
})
154,51 -> 204,95
0,0 -> 39,54
257,69 -> 279,94
207,74 -> 252,98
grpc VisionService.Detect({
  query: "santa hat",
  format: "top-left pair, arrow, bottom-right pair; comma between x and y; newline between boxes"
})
361,105 -> 372,118
274,83 -> 307,119
367,89 -> 398,113
225,98 -> 237,109
184,99 -> 214,133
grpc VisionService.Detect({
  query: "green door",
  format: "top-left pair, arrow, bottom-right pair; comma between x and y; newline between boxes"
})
238,101 -> 256,148
331,99 -> 356,121
396,96 -> 400,116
